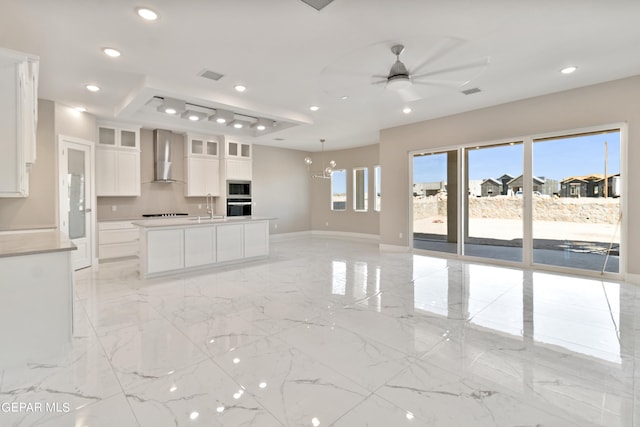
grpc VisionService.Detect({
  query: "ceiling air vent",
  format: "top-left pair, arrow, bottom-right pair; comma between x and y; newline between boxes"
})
300,0 -> 335,11
199,69 -> 224,81
462,87 -> 481,95
273,138 -> 285,141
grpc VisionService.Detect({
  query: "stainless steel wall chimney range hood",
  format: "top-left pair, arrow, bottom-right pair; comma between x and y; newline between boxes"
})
153,129 -> 175,182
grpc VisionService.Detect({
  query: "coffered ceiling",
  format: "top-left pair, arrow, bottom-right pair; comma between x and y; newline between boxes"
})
2,0 -> 640,151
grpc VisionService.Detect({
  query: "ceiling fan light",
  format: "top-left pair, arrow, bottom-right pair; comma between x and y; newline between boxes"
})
386,75 -> 411,90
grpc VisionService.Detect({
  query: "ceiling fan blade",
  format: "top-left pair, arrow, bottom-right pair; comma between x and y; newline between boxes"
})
412,57 -> 490,80
372,79 -> 387,85
410,37 -> 465,75
372,74 -> 388,79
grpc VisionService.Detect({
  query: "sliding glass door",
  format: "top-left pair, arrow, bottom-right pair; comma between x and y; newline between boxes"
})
411,126 -> 623,276
413,151 -> 458,254
464,142 -> 523,262
532,130 -> 621,273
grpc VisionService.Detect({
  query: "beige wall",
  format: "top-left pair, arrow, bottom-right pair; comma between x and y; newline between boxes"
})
379,75 -> 640,274
55,103 -> 97,142
0,101 -> 99,231
310,144 -> 379,236
252,144 -> 311,234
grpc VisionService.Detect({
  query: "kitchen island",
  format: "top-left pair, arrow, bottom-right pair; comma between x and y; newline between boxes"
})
133,216 -> 273,278
0,230 -> 76,368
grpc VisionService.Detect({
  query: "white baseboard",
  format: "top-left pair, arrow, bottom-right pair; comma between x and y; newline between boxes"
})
626,273 -> 640,285
270,231 -> 312,242
310,230 -> 379,242
379,243 -> 410,252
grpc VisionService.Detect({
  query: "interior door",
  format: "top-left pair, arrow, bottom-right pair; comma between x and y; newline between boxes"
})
59,137 -> 94,270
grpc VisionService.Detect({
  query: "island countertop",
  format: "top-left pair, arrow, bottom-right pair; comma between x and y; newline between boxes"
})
132,216 -> 275,229
0,230 -> 77,258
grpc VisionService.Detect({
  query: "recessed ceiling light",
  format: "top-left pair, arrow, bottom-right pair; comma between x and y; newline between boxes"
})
561,66 -> 577,74
256,124 -> 266,131
103,48 -> 121,58
75,106 -> 87,112
136,7 -> 158,21
340,96 -> 348,100
216,118 -> 226,124
309,105 -> 319,111
165,108 -> 177,115
234,85 -> 247,93
402,107 -> 412,114
188,115 -> 200,121
85,84 -> 100,92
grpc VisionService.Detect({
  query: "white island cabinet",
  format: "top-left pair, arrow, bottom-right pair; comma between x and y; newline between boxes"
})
0,231 -> 75,368
135,217 -> 272,278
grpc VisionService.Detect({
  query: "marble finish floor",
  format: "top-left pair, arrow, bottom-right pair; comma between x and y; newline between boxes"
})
1,236 -> 638,426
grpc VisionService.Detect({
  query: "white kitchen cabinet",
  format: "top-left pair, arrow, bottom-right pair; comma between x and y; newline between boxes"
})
136,218 -> 272,278
226,141 -> 251,159
146,228 -> 184,274
223,139 -> 252,181
225,158 -> 252,181
0,48 -> 38,198
96,123 -> 140,196
244,221 -> 269,258
184,226 -> 216,267
98,221 -> 139,260
185,134 -> 221,197
216,223 -> 244,262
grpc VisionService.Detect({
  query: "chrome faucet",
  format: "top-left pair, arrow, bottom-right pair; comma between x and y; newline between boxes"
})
206,193 -> 215,219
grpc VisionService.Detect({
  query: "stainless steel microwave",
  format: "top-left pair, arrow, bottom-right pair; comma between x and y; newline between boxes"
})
227,180 -> 251,197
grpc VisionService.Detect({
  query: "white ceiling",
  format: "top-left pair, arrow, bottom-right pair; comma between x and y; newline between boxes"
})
3,0 -> 640,152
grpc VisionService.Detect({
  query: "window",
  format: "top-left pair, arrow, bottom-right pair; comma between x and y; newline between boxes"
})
374,165 -> 381,211
331,169 -> 346,211
353,167 -> 368,212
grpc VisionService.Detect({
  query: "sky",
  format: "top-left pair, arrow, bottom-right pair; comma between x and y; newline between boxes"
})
413,131 -> 621,183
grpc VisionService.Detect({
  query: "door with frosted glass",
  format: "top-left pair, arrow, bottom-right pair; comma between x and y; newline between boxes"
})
60,139 -> 93,270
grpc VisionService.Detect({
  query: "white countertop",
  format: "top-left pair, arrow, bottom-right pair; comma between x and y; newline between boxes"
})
0,230 -> 77,258
132,216 -> 275,229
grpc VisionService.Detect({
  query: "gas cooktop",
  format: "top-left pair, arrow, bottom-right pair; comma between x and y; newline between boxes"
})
141,213 -> 189,218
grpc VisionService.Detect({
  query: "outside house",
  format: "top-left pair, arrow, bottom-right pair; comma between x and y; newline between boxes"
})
480,174 -> 558,197
507,175 -> 558,196
560,173 -> 621,197
497,174 -> 515,195
480,178 -> 502,197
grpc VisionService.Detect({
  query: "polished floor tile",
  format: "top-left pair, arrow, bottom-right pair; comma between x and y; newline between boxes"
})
1,236 -> 639,426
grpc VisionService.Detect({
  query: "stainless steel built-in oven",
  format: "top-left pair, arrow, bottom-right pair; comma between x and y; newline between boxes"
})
226,198 -> 252,217
227,180 -> 251,198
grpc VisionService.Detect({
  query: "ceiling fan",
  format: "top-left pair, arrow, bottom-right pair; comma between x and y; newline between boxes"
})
320,37 -> 490,103
371,40 -> 490,102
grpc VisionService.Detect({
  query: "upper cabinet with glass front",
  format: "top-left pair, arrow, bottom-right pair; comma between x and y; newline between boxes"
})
225,140 -> 251,159
187,134 -> 219,158
185,134 -> 220,197
98,123 -> 139,150
223,138 -> 252,181
0,48 -> 38,198
96,122 -> 140,197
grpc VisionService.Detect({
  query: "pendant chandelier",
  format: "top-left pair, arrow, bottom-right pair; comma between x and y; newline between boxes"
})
305,139 -> 336,179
